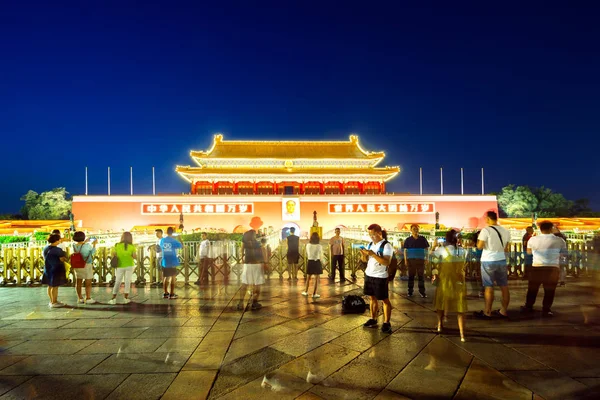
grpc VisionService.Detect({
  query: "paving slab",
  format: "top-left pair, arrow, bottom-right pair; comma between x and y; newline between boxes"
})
270,327 -> 342,357
360,330 -> 436,371
0,374 -> 127,400
77,338 -> 166,354
504,370 -> 591,400
279,312 -> 335,331
77,327 -> 149,339
136,326 -> 211,338
386,336 -> 473,399
234,314 -> 290,339
509,344 -> 600,377
106,372 -> 177,400
330,325 -> 392,353
89,352 -> 189,374
454,359 -> 532,399
0,354 -> 109,375
0,375 -> 31,397
183,330 -> 235,370
155,337 -> 202,355
6,339 -> 96,355
161,370 -> 218,399
223,324 -> 299,364
0,356 -> 28,372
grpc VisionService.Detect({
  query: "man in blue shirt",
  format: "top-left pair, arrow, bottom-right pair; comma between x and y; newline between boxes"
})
159,227 -> 183,299
403,224 -> 430,298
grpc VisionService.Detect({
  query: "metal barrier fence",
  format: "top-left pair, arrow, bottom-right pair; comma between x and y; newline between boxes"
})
0,237 -> 598,286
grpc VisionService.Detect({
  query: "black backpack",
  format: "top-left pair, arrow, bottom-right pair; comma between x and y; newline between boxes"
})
342,295 -> 366,314
368,240 -> 398,281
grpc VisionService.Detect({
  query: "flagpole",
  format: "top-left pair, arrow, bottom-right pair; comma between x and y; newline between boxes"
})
152,167 -> 156,195
481,167 -> 485,195
419,167 -> 423,195
85,166 -> 88,195
440,167 -> 443,195
108,167 -> 111,196
130,166 -> 133,195
460,167 -> 464,195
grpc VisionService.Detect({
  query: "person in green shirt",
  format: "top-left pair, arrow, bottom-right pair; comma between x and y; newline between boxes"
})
109,232 -> 137,305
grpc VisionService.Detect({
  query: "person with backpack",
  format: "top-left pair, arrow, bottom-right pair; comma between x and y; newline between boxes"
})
109,231 -> 137,305
303,232 -> 323,298
361,224 -> 394,334
72,231 -> 97,304
42,234 -> 68,308
474,211 -> 511,319
431,229 -> 467,342
403,224 -> 430,298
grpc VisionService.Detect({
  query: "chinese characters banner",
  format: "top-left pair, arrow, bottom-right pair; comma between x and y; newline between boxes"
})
328,202 -> 435,214
141,203 -> 254,215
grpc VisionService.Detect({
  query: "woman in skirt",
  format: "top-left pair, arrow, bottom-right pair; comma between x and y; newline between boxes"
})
303,232 -> 323,298
42,233 -> 68,307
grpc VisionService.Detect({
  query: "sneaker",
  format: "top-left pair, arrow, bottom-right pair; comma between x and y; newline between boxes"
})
77,298 -> 85,304
163,293 -> 169,299
363,318 -> 378,328
108,299 -> 117,305
169,294 -> 179,300
420,292 -> 427,298
407,292 -> 413,297
312,294 -> 321,299
123,298 -> 131,304
85,298 -> 97,304
251,302 -> 262,310
381,322 -> 392,334
542,310 -> 554,317
460,336 -> 466,343
301,291 -> 308,296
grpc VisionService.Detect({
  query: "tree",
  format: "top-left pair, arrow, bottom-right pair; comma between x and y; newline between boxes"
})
497,185 -> 575,218
20,188 -> 72,220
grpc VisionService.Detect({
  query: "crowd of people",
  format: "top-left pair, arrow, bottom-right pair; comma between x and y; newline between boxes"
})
40,213 -> 571,343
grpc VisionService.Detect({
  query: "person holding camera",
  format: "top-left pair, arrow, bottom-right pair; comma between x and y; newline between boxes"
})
431,229 -> 467,341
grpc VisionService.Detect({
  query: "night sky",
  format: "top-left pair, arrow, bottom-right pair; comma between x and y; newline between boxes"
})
2,1 -> 599,213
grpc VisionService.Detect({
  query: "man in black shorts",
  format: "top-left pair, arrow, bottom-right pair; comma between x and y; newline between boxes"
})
360,224 -> 393,334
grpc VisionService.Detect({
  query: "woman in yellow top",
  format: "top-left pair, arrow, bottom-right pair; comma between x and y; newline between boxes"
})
109,232 -> 137,304
431,229 -> 467,342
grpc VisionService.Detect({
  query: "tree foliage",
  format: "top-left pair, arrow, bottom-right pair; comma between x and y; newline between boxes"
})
19,188 -> 72,220
497,185 -> 597,217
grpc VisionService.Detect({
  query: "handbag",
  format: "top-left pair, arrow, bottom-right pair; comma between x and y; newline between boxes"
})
110,249 -> 119,268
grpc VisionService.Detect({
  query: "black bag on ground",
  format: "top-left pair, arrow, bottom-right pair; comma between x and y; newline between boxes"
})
342,295 -> 367,314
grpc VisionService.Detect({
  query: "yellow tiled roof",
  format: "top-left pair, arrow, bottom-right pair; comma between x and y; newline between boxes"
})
176,165 -> 400,178
190,134 -> 385,160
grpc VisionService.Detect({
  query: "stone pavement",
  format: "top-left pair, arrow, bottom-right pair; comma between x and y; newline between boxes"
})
1,277 -> 600,399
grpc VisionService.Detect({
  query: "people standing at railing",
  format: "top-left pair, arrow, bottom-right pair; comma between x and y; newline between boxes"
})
109,232 -> 137,305
159,227 -> 183,300
431,229 -> 467,342
50,229 -> 68,252
403,224 -> 429,298
286,227 -> 300,281
361,224 -> 393,334
72,231 -> 97,305
474,211 -> 511,319
523,226 -> 534,280
303,232 -> 323,298
42,234 -> 68,308
194,232 -> 210,286
521,221 -> 568,317
329,227 -> 345,284
238,228 -> 264,310
552,226 -> 568,287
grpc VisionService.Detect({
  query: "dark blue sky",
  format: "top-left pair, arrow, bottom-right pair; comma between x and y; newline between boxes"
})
2,1 -> 599,213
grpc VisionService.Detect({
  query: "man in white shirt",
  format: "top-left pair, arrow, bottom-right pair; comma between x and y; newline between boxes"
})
360,224 -> 393,334
475,211 -> 511,319
194,232 -> 211,286
522,220 -> 567,317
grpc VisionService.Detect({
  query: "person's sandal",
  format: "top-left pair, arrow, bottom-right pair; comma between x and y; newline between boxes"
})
473,310 -> 492,319
492,309 -> 508,318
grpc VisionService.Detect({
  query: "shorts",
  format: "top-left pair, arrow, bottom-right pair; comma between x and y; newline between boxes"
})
241,264 -> 265,285
74,263 -> 94,280
481,260 -> 508,287
287,252 -> 300,264
162,267 -> 179,278
363,275 -> 389,300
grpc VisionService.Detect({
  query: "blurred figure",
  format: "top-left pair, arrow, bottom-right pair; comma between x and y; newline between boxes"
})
522,226 -> 535,280
194,232 -> 210,286
260,238 -> 271,277
474,211 -> 511,319
72,231 -> 97,304
552,226 -> 568,286
42,234 -> 68,307
238,228 -> 264,310
431,229 -> 467,341
403,224 -> 429,298
522,221 -> 567,317
109,232 -> 137,304
152,229 -> 163,286
303,232 -> 323,298
286,227 -> 300,280
329,227 -> 345,283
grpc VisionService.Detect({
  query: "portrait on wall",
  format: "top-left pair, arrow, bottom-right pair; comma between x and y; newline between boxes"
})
282,198 -> 300,221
